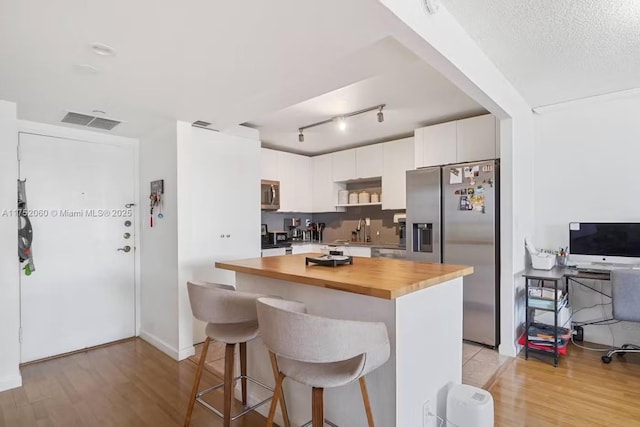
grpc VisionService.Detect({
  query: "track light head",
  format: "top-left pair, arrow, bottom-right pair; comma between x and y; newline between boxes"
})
298,130 -> 304,142
337,117 -> 347,131
377,106 -> 384,123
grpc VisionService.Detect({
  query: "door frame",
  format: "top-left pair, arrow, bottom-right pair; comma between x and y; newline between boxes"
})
17,120 -> 141,354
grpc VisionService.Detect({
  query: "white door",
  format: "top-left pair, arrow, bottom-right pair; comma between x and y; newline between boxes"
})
19,132 -> 136,362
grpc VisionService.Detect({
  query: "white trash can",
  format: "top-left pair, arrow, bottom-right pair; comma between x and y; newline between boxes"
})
446,384 -> 494,427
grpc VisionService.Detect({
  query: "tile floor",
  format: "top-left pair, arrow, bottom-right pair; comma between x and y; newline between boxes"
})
462,341 -> 511,388
191,340 -> 512,391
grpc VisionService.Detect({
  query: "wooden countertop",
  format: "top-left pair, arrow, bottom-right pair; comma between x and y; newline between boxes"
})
216,254 -> 473,299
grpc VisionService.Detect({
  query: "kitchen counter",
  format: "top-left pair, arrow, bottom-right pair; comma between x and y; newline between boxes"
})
217,253 -> 470,426
217,253 -> 472,299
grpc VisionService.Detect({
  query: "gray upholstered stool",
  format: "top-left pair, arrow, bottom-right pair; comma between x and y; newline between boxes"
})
184,281 -> 290,427
256,297 -> 390,427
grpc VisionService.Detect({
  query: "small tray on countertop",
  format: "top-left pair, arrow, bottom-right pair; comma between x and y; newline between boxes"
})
305,255 -> 353,267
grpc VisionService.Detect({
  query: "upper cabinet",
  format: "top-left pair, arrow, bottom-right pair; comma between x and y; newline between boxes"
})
415,121 -> 457,169
312,154 -> 345,213
260,148 -> 311,213
332,149 -> 356,182
355,144 -> 383,179
277,151 -> 312,213
382,137 -> 414,210
415,114 -> 497,168
332,144 -> 384,182
456,114 -> 496,163
261,148 -> 278,180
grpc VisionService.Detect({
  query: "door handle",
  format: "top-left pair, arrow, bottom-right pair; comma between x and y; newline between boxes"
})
117,246 -> 132,253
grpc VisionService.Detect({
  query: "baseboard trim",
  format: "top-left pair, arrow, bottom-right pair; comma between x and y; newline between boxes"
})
139,330 -> 179,360
0,373 -> 22,392
178,345 -> 196,361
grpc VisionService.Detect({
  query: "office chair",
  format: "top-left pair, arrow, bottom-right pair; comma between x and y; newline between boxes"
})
601,269 -> 640,364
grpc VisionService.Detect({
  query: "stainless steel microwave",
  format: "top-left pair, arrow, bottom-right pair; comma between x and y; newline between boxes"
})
261,180 -> 280,210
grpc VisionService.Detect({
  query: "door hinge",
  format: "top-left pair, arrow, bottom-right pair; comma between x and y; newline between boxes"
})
19,327 -> 22,343
16,144 -> 21,162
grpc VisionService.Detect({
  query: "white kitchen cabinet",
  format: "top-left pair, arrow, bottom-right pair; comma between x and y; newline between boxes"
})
382,137 -> 414,210
332,149 -> 356,182
187,125 -> 261,276
420,121 -> 457,168
262,247 -> 287,257
312,153 -> 345,212
328,245 -> 371,258
277,151 -> 312,212
260,148 -> 278,180
291,244 -> 313,254
456,114 -> 496,163
345,246 -> 372,258
414,115 -> 497,168
356,144 -> 383,179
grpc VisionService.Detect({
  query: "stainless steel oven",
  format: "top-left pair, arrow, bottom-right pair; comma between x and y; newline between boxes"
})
261,180 -> 280,210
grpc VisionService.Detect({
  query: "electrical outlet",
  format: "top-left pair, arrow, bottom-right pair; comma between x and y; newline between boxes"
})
422,400 -> 438,427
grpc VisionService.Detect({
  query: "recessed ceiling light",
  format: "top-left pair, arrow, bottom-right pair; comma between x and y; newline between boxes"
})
91,42 -> 115,56
74,64 -> 99,74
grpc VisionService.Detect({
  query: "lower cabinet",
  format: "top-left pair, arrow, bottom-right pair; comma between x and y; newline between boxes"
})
261,248 -> 287,257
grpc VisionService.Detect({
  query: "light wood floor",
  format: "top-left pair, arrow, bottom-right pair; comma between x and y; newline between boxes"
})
2,338 -> 639,426
490,344 -> 640,426
0,339 -> 269,427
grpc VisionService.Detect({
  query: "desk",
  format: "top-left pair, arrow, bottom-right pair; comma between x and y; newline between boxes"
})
522,268 -> 612,366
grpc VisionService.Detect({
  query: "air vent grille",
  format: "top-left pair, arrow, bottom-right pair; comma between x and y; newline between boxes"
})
61,112 -> 94,126
88,117 -> 120,130
192,120 -> 211,127
61,112 -> 121,130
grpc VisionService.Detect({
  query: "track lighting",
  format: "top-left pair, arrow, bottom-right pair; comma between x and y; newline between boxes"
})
296,103 -> 385,143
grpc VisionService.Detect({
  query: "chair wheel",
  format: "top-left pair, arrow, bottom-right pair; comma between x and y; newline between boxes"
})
601,356 -> 612,364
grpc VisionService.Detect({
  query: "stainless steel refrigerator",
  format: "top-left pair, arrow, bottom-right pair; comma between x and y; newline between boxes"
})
406,160 -> 499,347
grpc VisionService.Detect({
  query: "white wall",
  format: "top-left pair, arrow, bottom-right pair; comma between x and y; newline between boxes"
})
139,123 -> 180,358
0,100 -> 21,392
380,0 -> 535,356
534,93 -> 640,345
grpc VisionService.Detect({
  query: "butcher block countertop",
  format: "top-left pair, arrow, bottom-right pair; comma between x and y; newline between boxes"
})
216,254 -> 473,300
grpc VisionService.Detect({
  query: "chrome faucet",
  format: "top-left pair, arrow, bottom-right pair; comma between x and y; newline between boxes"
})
356,218 -> 366,242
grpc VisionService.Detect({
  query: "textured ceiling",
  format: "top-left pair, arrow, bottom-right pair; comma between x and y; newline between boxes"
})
440,0 -> 640,107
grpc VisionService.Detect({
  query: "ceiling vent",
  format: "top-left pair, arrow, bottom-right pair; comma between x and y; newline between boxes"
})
61,112 -> 121,130
192,120 -> 212,128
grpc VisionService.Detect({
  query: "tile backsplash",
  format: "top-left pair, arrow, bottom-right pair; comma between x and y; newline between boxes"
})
262,207 -> 404,245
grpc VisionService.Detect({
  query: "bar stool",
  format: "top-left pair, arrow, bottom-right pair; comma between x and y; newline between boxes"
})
184,281 -> 290,427
256,297 -> 390,427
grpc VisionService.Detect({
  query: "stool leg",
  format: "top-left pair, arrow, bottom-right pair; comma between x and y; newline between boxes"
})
312,387 -> 324,427
359,377 -> 375,427
184,337 -> 210,427
240,341 -> 247,406
266,371 -> 285,426
223,343 -> 235,427
268,352 -> 290,427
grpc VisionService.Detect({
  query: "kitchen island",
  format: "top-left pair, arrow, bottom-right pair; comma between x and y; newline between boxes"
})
217,254 -> 473,427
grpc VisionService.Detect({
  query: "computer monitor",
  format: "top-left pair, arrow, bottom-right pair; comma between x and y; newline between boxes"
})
569,222 -> 640,265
